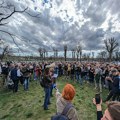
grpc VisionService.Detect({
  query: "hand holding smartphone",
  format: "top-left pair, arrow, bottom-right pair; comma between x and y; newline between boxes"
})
95,93 -> 101,104
53,84 -> 59,91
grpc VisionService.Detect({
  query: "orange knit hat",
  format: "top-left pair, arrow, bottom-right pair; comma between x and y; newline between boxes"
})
62,84 -> 76,101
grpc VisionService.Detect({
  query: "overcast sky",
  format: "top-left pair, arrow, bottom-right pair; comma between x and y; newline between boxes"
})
0,0 -> 120,56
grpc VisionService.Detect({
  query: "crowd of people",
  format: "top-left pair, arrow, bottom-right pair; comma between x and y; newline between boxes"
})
0,61 -> 120,120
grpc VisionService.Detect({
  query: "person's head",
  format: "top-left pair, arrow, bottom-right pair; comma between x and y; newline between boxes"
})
111,69 -> 118,76
44,68 -> 50,76
102,102 -> 120,120
62,84 -> 76,102
15,64 -> 18,69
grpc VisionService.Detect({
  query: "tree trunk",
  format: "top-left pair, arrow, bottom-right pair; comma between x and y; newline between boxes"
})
109,52 -> 112,62
65,50 -> 67,61
77,54 -> 78,61
80,55 -> 81,62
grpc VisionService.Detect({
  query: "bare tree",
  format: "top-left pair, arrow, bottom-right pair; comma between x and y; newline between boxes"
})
87,53 -> 90,62
76,45 -> 82,62
53,47 -> 56,60
98,51 -> 107,61
0,0 -> 40,52
76,49 -> 79,61
64,45 -> 67,61
115,51 -> 120,61
82,53 -> 87,61
92,52 -> 94,61
0,45 -> 9,61
43,48 -> 46,61
104,38 -> 119,62
71,48 -> 76,61
78,45 -> 82,62
38,47 -> 43,61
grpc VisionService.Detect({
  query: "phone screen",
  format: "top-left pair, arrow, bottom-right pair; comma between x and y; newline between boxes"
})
95,93 -> 101,104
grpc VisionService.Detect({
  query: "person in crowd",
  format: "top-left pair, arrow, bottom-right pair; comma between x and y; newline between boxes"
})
55,84 -> 79,120
49,67 -> 54,97
34,65 -> 41,83
64,63 -> 68,79
105,67 -> 113,91
89,67 -> 95,84
10,65 -> 19,92
1,63 -> 9,86
67,63 -> 71,79
54,63 -> 59,75
22,64 -> 31,91
17,65 -> 23,85
75,64 -> 82,85
70,64 -> 75,82
29,63 -> 34,81
95,65 -> 102,92
58,63 -> 62,76
93,98 -> 120,120
104,69 -> 120,102
0,63 -> 2,75
100,67 -> 106,88
43,67 -> 52,110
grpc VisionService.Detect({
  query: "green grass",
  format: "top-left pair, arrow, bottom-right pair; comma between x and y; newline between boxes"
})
0,77 -> 108,120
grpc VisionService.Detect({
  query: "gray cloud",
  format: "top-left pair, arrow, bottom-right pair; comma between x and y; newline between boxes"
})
0,0 -> 120,55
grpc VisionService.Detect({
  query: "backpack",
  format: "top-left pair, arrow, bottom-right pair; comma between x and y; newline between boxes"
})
2,67 -> 9,75
40,76 -> 45,88
51,103 -> 73,120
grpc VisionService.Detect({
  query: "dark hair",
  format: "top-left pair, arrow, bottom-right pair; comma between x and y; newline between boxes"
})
108,102 -> 120,120
44,68 -> 49,76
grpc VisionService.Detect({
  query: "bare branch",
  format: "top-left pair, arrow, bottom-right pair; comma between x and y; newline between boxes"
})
25,11 -> 41,18
104,37 -> 119,61
0,30 -> 23,53
0,45 -> 8,61
0,7 -> 28,23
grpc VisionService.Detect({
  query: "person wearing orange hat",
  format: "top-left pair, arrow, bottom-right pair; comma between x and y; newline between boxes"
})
55,84 -> 79,120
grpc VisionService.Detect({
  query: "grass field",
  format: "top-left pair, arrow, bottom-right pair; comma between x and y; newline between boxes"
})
0,77 -> 108,120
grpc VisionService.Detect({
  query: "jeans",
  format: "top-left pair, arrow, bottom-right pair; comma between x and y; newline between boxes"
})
44,87 -> 50,109
12,79 -> 19,92
76,74 -> 82,85
58,69 -> 62,76
105,89 -> 120,101
24,77 -> 29,91
54,68 -> 59,75
34,72 -> 38,80
50,84 -> 53,96
71,74 -> 74,81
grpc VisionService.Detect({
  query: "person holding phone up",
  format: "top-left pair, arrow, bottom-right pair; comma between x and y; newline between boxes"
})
93,97 -> 120,120
53,84 -> 79,120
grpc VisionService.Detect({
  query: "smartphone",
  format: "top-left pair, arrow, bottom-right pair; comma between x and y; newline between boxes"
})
53,84 -> 58,91
95,93 -> 101,104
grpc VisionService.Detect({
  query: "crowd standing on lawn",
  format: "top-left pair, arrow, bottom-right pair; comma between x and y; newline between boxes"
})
0,61 -> 120,120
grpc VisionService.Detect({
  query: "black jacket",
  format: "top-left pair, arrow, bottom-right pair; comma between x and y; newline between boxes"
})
112,75 -> 120,91
43,75 -> 52,88
97,111 -> 103,120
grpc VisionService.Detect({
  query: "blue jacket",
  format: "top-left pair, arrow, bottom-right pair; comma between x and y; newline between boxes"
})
112,75 -> 120,91
10,68 -> 18,80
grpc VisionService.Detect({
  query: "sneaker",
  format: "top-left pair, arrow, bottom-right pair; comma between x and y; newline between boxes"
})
48,102 -> 51,105
44,108 -> 49,110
